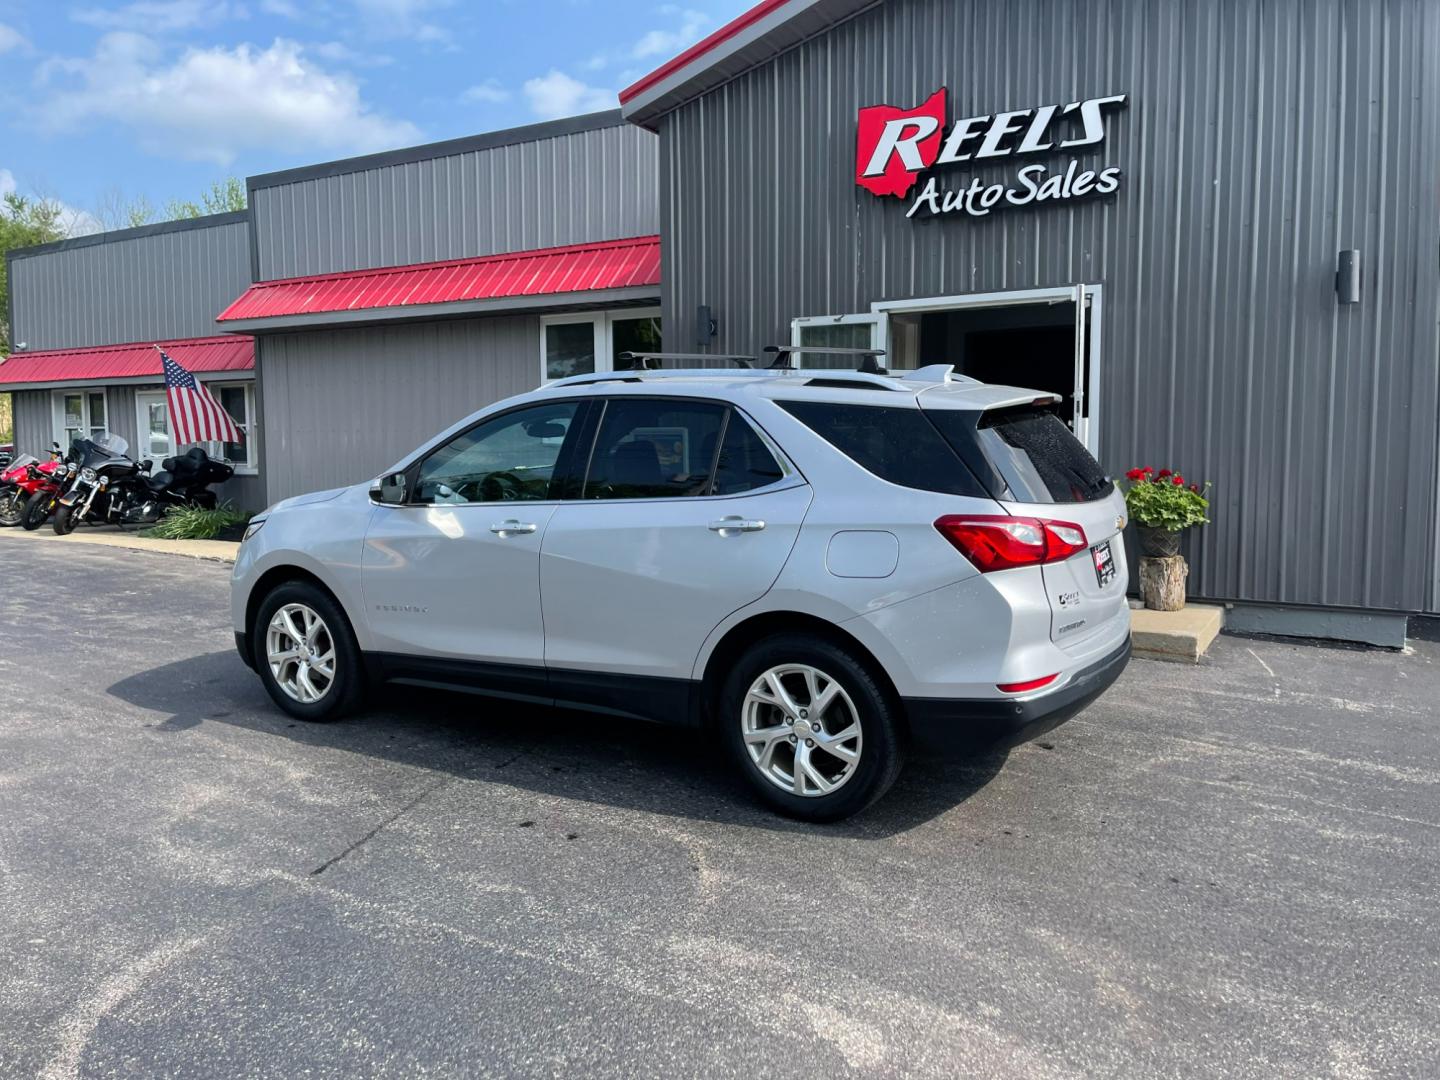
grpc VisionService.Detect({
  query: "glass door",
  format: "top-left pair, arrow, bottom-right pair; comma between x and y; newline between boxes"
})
135,392 -> 172,466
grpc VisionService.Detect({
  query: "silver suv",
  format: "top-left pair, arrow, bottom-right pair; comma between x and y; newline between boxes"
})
232,364 -> 1131,820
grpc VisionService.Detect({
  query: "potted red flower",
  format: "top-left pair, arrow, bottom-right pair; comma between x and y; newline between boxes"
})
1121,467 -> 1212,609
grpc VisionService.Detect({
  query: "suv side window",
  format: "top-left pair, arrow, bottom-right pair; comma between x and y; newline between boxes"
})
777,400 -> 986,497
584,399 -> 726,499
712,412 -> 786,495
414,401 -> 579,504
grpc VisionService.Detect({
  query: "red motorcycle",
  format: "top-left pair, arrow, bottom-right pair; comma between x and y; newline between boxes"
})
0,443 -> 67,530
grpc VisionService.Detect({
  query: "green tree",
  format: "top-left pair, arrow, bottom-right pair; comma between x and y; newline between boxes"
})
1,192 -> 67,355
163,177 -> 247,220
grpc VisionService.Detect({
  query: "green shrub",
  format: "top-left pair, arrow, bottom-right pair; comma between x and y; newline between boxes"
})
142,502 -> 252,541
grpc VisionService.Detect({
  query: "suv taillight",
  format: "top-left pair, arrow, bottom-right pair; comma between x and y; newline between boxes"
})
934,515 -> 1088,572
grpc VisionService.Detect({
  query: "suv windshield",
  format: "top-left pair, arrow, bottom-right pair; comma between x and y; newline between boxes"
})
927,406 -> 1112,504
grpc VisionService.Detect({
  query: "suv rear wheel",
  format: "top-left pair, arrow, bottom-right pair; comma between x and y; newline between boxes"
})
253,581 -> 363,722
721,634 -> 904,822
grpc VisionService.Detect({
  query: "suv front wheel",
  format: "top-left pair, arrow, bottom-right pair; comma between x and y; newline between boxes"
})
252,581 -> 364,722
721,634 -> 904,822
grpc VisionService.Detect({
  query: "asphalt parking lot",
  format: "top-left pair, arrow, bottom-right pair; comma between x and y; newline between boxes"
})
1,534 -> 1437,1079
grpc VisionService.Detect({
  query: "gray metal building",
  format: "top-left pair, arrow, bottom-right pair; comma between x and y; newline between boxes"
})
2,213 -> 264,509
219,112 -> 660,505
619,0 -> 1440,641
3,112 -> 660,518
3,0 -> 1436,643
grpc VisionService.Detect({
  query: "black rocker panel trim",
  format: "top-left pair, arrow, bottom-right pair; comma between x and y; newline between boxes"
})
368,653 -> 700,727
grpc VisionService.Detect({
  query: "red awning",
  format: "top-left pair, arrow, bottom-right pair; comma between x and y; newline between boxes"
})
217,235 -> 661,324
0,335 -> 254,388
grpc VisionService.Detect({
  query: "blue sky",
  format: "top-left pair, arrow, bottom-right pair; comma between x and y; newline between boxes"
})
0,0 -> 752,231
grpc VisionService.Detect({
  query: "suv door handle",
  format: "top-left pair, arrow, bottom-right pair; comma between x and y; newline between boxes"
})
490,519 -> 538,536
708,517 -> 766,536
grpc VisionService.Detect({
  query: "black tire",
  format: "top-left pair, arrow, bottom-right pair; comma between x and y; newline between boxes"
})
21,491 -> 53,531
0,489 -> 23,528
720,633 -> 904,822
52,504 -> 79,535
251,580 -> 364,722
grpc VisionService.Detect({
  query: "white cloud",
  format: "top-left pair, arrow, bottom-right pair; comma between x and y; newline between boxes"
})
0,169 -> 102,236
311,40 -> 392,66
522,70 -> 614,120
259,0 -> 301,16
35,34 -> 420,167
0,22 -> 28,53
350,0 -> 453,45
460,78 -> 508,105
72,0 -> 246,33
631,7 -> 708,59
577,6 -> 710,74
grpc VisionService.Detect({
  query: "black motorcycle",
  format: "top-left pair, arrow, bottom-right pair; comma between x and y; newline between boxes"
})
52,434 -> 145,535
53,437 -> 235,535
114,446 -> 236,527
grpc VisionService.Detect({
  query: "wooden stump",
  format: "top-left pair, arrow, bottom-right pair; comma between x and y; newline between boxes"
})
1140,555 -> 1188,611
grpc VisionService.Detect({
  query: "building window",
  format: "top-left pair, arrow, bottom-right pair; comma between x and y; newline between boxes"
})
54,388 -> 108,447
540,308 -> 662,383
789,314 -> 890,370
204,381 -> 258,474
135,380 -> 257,475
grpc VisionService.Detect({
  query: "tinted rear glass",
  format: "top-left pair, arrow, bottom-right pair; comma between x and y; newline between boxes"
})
712,413 -> 786,495
929,406 -> 1112,504
777,401 -> 985,497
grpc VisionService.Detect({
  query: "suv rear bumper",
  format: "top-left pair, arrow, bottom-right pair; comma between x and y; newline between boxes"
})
902,637 -> 1131,752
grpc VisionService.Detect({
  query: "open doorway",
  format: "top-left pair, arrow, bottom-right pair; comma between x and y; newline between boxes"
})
792,285 -> 1101,453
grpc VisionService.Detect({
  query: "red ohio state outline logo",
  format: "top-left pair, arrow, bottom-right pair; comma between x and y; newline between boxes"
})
855,88 -> 947,198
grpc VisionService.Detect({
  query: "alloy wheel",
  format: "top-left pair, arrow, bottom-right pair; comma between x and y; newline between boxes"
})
741,663 -> 863,797
265,603 -> 337,704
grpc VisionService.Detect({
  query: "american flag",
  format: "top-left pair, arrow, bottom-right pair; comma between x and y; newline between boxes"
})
158,347 -> 243,446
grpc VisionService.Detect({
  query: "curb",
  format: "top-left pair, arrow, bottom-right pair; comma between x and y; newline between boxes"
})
0,528 -> 239,565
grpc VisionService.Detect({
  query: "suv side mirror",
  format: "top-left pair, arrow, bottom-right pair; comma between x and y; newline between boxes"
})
372,470 -> 407,505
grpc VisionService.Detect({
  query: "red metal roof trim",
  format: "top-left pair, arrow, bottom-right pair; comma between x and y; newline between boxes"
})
0,335 -> 254,387
619,0 -> 791,104
218,235 -> 661,323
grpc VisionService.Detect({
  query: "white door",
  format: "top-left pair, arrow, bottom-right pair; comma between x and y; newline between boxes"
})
135,392 -> 173,467
360,400 -> 582,674
540,399 -> 812,681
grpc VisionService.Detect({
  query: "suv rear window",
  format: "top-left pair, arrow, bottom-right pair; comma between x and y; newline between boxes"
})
777,401 -> 986,497
928,406 -> 1112,504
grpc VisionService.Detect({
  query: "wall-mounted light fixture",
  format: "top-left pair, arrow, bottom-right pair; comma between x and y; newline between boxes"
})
696,305 -> 717,346
1336,249 -> 1361,304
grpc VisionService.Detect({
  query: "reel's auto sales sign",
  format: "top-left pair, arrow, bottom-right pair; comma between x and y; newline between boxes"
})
856,88 -> 1127,219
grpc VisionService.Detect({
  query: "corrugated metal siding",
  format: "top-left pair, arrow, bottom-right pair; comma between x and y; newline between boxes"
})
253,125 -> 659,280
11,390 -> 52,457
660,0 -> 1440,614
10,221 -> 252,351
258,316 -> 541,503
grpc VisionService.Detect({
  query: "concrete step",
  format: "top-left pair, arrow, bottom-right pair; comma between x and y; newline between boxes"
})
1130,603 -> 1225,663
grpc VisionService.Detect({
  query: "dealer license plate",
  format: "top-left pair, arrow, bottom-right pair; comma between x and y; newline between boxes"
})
1092,540 -> 1117,588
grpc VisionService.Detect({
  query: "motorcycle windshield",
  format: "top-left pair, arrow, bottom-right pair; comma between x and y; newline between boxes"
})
3,454 -> 38,476
91,432 -> 130,457
78,433 -> 132,469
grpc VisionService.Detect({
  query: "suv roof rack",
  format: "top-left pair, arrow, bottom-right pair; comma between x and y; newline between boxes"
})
616,351 -> 757,369
763,344 -> 888,374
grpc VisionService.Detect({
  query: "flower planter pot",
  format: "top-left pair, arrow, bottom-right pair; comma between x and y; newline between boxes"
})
1137,525 -> 1182,558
